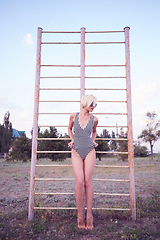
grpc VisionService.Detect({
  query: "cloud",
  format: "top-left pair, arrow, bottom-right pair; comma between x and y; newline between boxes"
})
22,33 -> 33,46
127,78 -> 160,145
0,95 -> 7,108
9,109 -> 33,138
133,79 -> 160,106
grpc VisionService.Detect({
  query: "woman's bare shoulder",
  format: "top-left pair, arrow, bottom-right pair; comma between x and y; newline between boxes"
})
70,112 -> 77,121
93,116 -> 98,124
68,113 -> 77,129
70,112 -> 77,118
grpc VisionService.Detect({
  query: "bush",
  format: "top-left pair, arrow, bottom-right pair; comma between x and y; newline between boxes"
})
134,141 -> 148,157
7,133 -> 31,162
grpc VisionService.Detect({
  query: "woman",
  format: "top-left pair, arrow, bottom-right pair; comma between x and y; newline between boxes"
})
68,94 -> 98,230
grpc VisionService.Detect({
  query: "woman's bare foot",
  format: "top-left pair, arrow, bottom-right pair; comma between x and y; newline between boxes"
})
77,216 -> 86,229
86,215 -> 94,230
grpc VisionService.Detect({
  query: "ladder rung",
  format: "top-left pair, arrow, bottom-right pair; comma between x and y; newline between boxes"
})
37,151 -> 128,154
36,165 -> 129,168
86,30 -> 125,33
39,100 -> 80,102
37,151 -> 71,153
41,42 -> 81,44
36,164 -> 73,167
86,64 -> 126,67
40,64 -> 125,67
39,100 -> 126,103
86,88 -> 126,90
40,76 -> 126,79
41,41 -> 125,45
37,138 -> 69,140
40,76 -> 80,78
35,178 -> 74,181
98,100 -> 127,103
95,165 -> 129,168
35,178 -> 129,182
96,138 -> 128,141
95,193 -> 129,196
35,192 -> 130,196
35,192 -> 75,195
34,207 -> 130,211
38,113 -> 127,115
96,151 -> 128,154
41,65 -> 80,67
42,30 -> 124,34
86,76 -> 126,78
42,31 -> 81,33
40,88 -> 80,90
38,125 -> 127,128
86,42 -> 125,44
39,88 -> 126,91
37,138 -> 128,141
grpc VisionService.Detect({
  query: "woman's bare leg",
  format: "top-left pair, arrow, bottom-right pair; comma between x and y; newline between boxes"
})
84,149 -> 96,229
71,149 -> 85,229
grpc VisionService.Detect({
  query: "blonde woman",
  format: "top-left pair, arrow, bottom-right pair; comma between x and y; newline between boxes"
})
68,94 -> 98,230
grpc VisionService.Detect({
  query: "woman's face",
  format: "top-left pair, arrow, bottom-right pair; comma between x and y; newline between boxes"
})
84,102 -> 96,112
87,105 -> 95,112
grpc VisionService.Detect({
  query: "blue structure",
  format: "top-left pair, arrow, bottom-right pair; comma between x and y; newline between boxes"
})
12,129 -> 25,138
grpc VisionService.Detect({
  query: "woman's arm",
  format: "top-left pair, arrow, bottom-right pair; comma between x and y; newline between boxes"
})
68,113 -> 76,148
92,116 -> 98,147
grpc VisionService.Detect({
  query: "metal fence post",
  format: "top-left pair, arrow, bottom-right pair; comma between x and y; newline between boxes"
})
124,26 -> 136,220
80,27 -> 86,109
28,27 -> 42,221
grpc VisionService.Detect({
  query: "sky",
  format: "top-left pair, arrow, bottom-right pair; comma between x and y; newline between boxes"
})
0,0 -> 160,152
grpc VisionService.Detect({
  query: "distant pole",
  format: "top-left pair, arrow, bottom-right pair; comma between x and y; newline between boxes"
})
80,27 -> 86,110
28,27 -> 42,221
116,123 -> 118,137
124,26 -> 136,220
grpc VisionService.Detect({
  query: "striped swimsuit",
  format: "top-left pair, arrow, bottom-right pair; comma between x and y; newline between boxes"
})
72,113 -> 95,160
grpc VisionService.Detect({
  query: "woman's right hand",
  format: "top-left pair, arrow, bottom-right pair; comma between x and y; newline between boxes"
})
68,140 -> 74,148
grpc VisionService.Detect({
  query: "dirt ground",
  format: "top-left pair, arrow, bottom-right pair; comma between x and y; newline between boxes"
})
0,155 -> 160,239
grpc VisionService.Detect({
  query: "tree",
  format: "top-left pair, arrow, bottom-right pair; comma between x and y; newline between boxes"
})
110,131 -> 117,151
117,128 -> 128,161
8,127 -> 69,162
38,127 -> 68,161
138,112 -> 160,161
96,129 -> 110,161
7,132 -> 31,162
0,111 -> 13,154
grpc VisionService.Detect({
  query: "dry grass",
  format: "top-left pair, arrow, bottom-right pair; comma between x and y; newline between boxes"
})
0,155 -> 160,239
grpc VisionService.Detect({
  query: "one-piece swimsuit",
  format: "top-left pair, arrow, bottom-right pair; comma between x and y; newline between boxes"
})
72,113 -> 95,160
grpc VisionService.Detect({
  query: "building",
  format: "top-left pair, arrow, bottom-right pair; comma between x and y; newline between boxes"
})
12,129 -> 25,138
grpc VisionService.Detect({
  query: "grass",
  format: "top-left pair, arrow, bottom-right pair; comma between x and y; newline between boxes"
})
0,156 -> 160,239
0,192 -> 160,239
136,190 -> 160,218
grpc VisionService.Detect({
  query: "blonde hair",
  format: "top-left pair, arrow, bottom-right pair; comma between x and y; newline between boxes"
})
81,94 -> 97,108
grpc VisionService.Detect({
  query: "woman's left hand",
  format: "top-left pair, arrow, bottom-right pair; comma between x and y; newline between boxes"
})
93,141 -> 98,148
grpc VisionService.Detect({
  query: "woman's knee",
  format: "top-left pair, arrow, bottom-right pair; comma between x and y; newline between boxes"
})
84,178 -> 92,188
76,177 -> 84,188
